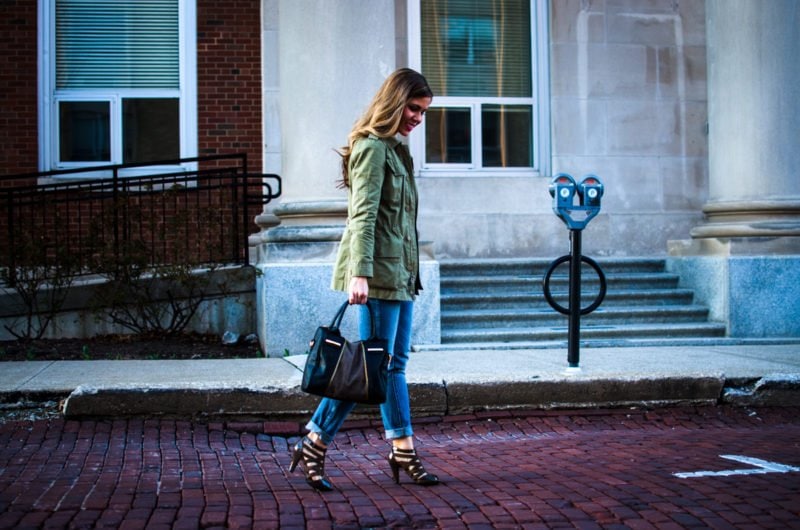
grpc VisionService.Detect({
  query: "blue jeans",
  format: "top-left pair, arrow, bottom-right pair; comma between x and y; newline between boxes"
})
306,299 -> 414,445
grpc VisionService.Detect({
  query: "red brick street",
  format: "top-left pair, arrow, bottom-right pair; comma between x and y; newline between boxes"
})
1,406 -> 799,529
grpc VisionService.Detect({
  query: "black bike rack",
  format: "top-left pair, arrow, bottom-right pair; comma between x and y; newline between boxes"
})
542,173 -> 607,369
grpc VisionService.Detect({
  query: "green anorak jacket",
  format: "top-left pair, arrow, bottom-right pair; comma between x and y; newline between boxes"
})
331,134 -> 421,301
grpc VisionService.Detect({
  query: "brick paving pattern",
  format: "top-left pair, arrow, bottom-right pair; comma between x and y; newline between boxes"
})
1,406 -> 799,529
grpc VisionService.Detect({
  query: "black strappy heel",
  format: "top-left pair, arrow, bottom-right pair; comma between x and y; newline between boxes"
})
289,436 -> 333,491
388,446 -> 440,486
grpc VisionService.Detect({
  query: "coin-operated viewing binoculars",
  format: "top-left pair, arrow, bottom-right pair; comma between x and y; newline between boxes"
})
543,173 -> 607,370
549,173 -> 604,230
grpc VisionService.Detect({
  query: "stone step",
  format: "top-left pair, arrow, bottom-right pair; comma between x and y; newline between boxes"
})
442,305 -> 711,328
437,257 -> 726,347
441,322 -> 728,344
439,257 -> 667,276
441,288 -> 695,310
441,272 -> 680,293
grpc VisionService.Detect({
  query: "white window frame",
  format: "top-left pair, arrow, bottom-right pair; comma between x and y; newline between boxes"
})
37,0 -> 197,180
408,0 -> 551,178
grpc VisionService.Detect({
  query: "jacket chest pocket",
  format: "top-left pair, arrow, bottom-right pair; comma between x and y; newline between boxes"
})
377,155 -> 408,237
384,155 -> 408,206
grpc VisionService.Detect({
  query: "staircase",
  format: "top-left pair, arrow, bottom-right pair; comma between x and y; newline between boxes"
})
436,258 -> 727,349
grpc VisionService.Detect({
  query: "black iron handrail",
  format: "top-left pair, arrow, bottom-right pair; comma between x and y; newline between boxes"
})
1,154 -> 281,283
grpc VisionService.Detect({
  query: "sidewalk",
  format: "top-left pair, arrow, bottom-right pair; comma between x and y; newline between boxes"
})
2,341 -> 799,421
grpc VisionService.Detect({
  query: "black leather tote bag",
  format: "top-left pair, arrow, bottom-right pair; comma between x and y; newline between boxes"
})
301,301 -> 390,405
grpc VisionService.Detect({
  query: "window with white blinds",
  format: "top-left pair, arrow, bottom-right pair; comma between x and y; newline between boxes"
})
411,0 -> 549,175
421,0 -> 531,98
56,0 -> 179,89
40,0 -> 195,172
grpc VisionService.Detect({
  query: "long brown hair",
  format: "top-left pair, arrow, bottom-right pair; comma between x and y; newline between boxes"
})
337,68 -> 433,188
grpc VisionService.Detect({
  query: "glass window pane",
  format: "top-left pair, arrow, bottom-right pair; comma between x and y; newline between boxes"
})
482,104 -> 532,167
59,101 -> 110,162
426,108 -> 472,164
421,0 -> 531,97
123,98 -> 180,164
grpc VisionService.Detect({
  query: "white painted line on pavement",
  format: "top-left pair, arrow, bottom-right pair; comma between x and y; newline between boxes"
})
674,454 -> 800,479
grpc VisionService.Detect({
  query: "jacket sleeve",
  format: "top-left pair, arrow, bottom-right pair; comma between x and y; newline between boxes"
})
347,138 -> 386,278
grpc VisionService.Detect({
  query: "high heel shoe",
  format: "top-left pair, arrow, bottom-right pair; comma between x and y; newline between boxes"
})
388,446 -> 440,486
289,436 -> 333,491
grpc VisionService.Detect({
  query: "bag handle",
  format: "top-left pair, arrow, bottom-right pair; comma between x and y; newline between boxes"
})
329,301 -> 378,339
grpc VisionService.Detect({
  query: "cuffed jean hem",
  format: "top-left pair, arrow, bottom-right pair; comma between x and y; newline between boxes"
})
306,421 -> 414,445
305,420 -> 336,446
384,425 -> 414,441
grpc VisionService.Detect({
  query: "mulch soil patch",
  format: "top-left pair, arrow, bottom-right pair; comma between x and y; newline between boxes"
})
0,334 -> 262,362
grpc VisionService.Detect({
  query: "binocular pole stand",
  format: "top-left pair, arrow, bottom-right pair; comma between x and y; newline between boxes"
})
567,229 -> 583,371
543,230 -> 606,373
543,173 -> 607,372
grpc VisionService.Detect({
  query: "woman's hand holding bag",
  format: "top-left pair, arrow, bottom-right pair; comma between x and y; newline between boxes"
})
301,301 -> 390,405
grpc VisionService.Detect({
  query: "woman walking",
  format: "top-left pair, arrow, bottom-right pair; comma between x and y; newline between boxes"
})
290,68 -> 439,491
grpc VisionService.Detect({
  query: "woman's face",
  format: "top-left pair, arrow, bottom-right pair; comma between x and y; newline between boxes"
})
397,96 -> 432,136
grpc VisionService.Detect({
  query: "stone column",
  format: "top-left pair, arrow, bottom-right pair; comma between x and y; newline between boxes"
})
692,0 -> 800,238
253,0 -> 440,355
669,0 -> 800,338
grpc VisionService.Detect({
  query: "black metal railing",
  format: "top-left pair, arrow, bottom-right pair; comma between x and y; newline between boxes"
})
1,154 -> 281,283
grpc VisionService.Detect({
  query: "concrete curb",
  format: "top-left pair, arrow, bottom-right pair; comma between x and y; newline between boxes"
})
443,376 -> 725,414
722,373 -> 800,407
60,375 -> 730,420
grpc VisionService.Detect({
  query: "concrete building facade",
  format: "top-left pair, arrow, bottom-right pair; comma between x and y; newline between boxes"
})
1,1 -> 797,351
253,0 -> 799,355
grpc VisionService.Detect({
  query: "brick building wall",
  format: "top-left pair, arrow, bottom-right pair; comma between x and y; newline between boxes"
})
197,0 -> 263,173
1,1 -> 265,272
0,1 -> 264,179
0,0 -> 39,183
